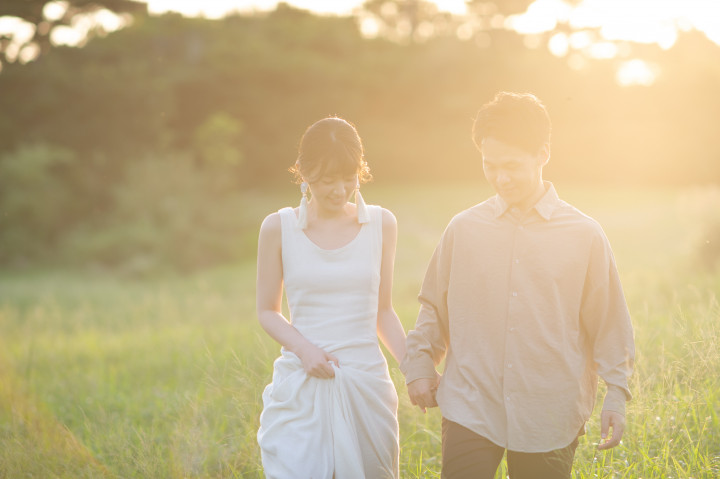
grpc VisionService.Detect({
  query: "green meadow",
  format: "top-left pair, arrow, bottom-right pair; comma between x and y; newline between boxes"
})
1,183 -> 719,478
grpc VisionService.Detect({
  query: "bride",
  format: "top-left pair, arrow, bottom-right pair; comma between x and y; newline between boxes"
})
256,117 -> 406,478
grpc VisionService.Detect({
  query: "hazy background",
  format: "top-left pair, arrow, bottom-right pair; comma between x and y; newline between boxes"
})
1,0 -> 719,273
2,2 -> 720,477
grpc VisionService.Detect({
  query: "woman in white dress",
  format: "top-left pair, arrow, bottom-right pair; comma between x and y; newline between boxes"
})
256,117 -> 407,478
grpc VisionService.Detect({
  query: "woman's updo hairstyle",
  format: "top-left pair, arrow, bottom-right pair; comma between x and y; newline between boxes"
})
289,117 -> 372,184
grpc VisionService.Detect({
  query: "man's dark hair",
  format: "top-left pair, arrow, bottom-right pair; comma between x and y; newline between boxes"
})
472,92 -> 551,155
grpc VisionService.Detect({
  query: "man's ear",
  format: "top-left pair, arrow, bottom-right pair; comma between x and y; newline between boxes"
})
538,143 -> 551,166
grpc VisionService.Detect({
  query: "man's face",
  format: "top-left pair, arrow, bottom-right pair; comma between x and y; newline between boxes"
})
481,136 -> 548,209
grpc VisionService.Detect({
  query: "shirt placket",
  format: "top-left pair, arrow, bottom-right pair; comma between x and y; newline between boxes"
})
503,209 -> 525,445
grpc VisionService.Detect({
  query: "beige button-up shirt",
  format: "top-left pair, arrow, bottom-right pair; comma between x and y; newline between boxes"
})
401,183 -> 635,453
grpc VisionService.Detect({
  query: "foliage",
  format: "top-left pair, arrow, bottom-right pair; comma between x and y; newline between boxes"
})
0,143 -> 82,265
698,221 -> 720,271
1,186 -> 719,478
0,144 -> 260,273
193,112 -> 245,166
1,4 -> 719,269
691,188 -> 720,272
0,0 -> 148,63
60,152 -> 259,274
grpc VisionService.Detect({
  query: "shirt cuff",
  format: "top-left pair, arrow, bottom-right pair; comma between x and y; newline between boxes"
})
601,384 -> 629,416
399,353 -> 437,385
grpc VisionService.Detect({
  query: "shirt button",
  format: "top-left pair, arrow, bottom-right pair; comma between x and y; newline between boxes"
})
507,363 -> 513,368
512,292 -> 518,297
514,259 -> 520,264
509,327 -> 515,332
506,396 -> 511,401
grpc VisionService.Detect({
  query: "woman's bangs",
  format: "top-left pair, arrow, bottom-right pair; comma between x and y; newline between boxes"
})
320,150 -> 359,179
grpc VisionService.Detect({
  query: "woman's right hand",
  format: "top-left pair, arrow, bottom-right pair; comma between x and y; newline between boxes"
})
296,343 -> 340,379
407,372 -> 441,413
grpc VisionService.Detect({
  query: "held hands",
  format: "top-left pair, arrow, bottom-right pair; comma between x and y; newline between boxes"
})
407,372 -> 442,413
598,410 -> 625,450
297,343 -> 340,379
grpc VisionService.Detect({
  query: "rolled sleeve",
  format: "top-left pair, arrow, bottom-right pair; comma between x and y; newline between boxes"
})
400,225 -> 453,384
581,229 -> 635,407
602,385 -> 629,416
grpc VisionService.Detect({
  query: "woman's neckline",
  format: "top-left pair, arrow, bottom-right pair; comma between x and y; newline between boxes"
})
290,206 -> 366,252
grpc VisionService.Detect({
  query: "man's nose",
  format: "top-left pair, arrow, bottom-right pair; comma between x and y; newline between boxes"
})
495,171 -> 510,184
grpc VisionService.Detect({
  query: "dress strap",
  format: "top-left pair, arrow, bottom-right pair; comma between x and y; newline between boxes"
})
277,207 -> 300,256
277,207 -> 296,230
367,205 -> 383,263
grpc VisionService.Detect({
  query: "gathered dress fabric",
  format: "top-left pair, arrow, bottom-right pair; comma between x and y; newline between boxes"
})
258,205 -> 399,479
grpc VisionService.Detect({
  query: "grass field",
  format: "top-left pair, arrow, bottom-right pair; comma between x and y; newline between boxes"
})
1,183 -> 719,478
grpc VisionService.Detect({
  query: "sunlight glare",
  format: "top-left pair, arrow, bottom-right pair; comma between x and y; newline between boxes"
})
43,2 -> 69,22
93,10 -> 130,33
569,31 -> 593,50
587,41 -> 617,59
507,0 -> 720,54
139,0 -> 720,49
548,32 -> 569,57
51,25 -> 85,46
432,0 -> 467,15
505,0 -> 571,35
616,59 -> 657,87
0,17 -> 35,43
0,16 -> 35,62
359,16 -> 380,39
148,0 -> 275,17
568,0 -> 716,47
18,43 -> 40,64
146,1 -> 469,17
600,17 -> 678,49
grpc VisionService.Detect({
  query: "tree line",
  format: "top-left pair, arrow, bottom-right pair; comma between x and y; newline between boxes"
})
1,3 -> 719,271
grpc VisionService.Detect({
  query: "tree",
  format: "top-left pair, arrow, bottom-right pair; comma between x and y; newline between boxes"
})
0,0 -> 147,64
360,0 -> 447,43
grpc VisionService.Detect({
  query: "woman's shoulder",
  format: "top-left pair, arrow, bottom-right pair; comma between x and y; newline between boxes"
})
365,204 -> 396,225
377,206 -> 396,225
372,206 -> 397,238
259,210 -> 285,238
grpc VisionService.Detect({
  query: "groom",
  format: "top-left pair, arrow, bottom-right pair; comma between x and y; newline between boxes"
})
401,91 -> 635,478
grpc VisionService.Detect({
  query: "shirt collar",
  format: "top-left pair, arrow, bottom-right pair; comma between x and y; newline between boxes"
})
492,181 -> 561,221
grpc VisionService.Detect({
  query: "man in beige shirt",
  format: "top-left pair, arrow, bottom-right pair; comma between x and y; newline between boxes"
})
401,92 -> 635,478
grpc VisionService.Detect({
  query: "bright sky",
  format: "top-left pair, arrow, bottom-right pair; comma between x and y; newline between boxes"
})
2,0 -> 719,86
144,0 -> 720,49
145,0 -> 468,17
140,0 -> 720,87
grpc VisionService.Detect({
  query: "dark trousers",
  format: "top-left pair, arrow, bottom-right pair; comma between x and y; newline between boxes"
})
441,418 -> 579,479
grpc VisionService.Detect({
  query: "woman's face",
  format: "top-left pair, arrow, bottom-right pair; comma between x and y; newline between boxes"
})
306,171 -> 357,214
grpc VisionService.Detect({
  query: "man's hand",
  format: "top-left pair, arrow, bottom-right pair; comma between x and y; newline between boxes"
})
407,374 -> 441,413
598,410 -> 625,450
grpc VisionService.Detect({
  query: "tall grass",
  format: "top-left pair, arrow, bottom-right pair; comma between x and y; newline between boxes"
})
1,183 -> 719,478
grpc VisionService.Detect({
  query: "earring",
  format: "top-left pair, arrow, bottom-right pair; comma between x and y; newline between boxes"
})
355,182 -> 369,224
297,181 -> 308,229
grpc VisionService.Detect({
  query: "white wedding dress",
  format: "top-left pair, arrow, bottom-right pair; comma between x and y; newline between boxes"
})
257,205 -> 399,479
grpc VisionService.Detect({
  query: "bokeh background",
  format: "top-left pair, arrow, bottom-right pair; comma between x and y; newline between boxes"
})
1,0 -> 719,273
2,1 -> 720,477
